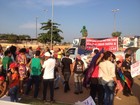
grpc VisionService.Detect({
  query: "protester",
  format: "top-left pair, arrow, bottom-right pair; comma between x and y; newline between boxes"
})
90,49 -> 104,105
72,54 -> 84,94
9,45 -> 17,61
99,51 -> 117,105
28,46 -> 34,59
0,44 -> 3,54
115,60 -> 124,100
0,44 -> 3,60
7,62 -> 19,102
42,52 -> 56,103
0,76 -> 7,98
54,65 -> 64,90
2,50 -> 13,77
61,52 -> 72,93
122,54 -> 133,96
16,48 -> 27,94
25,50 -> 43,98
57,48 -> 62,67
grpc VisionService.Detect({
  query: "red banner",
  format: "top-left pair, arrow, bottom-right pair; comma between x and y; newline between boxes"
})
86,37 -> 118,52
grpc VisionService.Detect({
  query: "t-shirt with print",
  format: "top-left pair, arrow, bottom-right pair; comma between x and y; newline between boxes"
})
74,59 -> 84,74
61,57 -> 72,72
122,60 -> 131,70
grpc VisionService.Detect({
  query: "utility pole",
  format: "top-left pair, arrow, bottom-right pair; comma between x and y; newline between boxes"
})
112,9 -> 119,32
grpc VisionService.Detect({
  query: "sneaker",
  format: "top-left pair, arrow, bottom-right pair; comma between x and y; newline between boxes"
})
123,93 -> 129,97
50,99 -> 55,103
129,93 -> 134,96
43,100 -> 46,102
74,92 -> 79,95
115,96 -> 121,100
54,87 -> 59,90
79,91 -> 83,94
18,98 -> 22,101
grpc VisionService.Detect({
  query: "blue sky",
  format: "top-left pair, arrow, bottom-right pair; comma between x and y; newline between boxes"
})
0,0 -> 140,42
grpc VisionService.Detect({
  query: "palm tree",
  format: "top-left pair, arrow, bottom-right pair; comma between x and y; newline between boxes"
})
39,19 -> 63,44
111,31 -> 122,37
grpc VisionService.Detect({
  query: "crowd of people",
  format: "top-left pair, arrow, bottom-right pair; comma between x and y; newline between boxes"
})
0,44 -> 134,105
88,49 -> 133,105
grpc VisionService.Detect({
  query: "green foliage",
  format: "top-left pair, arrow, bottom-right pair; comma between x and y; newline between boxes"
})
111,31 -> 122,37
0,33 -> 30,43
18,35 -> 30,40
38,33 -> 50,44
39,19 -> 63,44
7,34 -> 19,43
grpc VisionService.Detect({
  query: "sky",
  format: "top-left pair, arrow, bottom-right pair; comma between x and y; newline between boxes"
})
0,0 -> 140,42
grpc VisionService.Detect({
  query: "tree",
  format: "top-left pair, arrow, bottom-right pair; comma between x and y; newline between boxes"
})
38,19 -> 63,44
111,32 -> 122,48
7,34 -> 19,43
111,31 -> 122,37
18,35 -> 30,40
0,33 -> 31,43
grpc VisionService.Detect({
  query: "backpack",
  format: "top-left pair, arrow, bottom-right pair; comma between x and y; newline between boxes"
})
74,59 -> 84,74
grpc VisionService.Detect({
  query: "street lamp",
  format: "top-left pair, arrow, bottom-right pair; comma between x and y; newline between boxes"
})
36,17 -> 38,39
51,0 -> 54,49
112,9 -> 119,32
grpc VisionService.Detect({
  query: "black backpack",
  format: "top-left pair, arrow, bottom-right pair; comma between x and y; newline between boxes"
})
74,59 -> 84,74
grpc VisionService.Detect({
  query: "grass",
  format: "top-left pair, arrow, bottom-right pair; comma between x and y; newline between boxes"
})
19,97 -> 72,105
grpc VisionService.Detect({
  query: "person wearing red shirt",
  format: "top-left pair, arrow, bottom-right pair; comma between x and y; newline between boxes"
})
7,62 -> 19,102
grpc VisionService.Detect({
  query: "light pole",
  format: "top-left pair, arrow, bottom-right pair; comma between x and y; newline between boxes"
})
36,17 -> 38,39
51,0 -> 54,49
112,9 -> 119,32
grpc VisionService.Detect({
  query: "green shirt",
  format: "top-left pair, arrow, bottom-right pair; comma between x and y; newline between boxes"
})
2,56 -> 13,70
31,58 -> 41,76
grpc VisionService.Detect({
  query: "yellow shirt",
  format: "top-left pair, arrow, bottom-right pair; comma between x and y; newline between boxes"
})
57,51 -> 62,59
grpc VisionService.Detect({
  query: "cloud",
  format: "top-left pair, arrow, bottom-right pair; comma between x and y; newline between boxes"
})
19,22 -> 41,29
48,0 -> 91,6
9,0 -> 91,7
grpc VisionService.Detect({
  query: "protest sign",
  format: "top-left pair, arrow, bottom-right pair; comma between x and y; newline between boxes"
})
82,96 -> 96,105
86,37 -> 118,52
131,61 -> 140,78
136,49 -> 140,61
74,96 -> 96,105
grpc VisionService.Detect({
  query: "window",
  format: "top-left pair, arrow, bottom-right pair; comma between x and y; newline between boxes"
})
67,48 -> 76,55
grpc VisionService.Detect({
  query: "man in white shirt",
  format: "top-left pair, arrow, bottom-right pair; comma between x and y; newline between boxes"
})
99,51 -> 117,105
42,52 -> 56,103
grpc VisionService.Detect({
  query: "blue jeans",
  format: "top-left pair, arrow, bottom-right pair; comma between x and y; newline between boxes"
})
9,86 -> 19,102
103,81 -> 115,105
74,73 -> 83,93
63,72 -> 71,92
54,74 -> 64,88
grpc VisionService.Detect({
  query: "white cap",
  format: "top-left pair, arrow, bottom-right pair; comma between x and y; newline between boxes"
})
6,46 -> 10,49
44,52 -> 51,56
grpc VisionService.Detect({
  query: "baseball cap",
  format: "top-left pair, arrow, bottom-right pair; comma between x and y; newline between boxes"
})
44,52 -> 51,57
0,76 -> 5,81
9,62 -> 18,69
